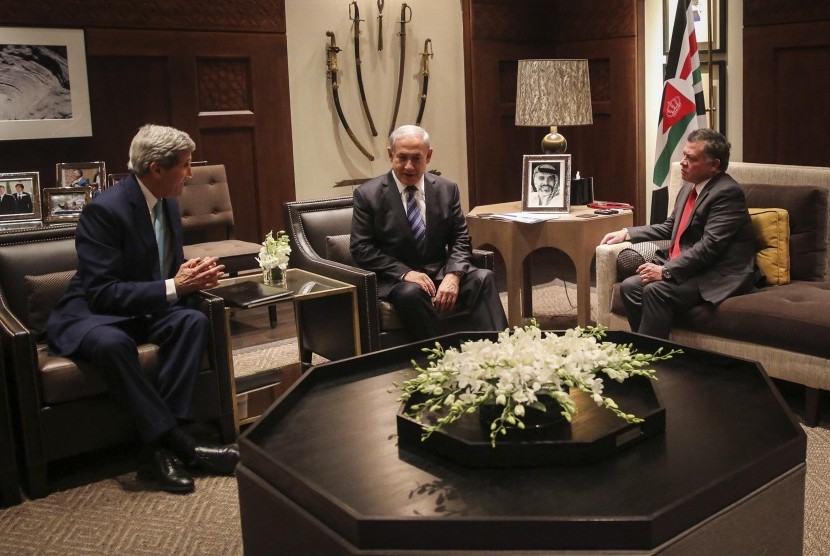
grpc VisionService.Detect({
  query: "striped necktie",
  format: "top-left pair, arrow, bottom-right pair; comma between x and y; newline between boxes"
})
153,199 -> 168,276
405,186 -> 426,250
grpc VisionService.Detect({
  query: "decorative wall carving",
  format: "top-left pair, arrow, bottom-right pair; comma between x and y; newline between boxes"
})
197,59 -> 252,113
745,0 -> 830,27
0,0 -> 285,33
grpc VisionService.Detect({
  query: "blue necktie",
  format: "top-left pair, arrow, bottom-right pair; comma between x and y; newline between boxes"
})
154,199 -> 168,276
405,186 -> 426,250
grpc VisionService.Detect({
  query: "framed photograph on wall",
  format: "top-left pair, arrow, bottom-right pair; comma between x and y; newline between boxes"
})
43,186 -> 90,224
0,27 -> 92,141
0,172 -> 42,224
56,161 -> 106,199
521,154 -> 571,213
663,0 -> 725,54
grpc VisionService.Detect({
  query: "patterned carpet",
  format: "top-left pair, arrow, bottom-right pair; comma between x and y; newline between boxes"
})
1,281 -> 828,554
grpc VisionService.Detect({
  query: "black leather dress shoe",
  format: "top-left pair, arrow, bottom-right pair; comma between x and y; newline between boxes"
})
186,443 -> 240,475
137,448 -> 195,493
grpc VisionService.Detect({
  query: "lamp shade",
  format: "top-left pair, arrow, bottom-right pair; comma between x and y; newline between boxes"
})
515,59 -> 593,127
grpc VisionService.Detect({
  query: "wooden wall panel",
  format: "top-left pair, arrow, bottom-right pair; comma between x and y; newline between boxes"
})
557,37 -> 643,210
744,20 -> 830,166
0,0 -> 285,33
0,1 -> 292,240
745,0 -> 830,27
464,0 -> 645,220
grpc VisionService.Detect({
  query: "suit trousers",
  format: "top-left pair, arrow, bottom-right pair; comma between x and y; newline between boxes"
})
619,274 -> 703,339
76,306 -> 209,443
386,268 -> 507,340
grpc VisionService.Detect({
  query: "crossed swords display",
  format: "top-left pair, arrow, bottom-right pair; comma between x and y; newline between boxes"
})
326,1 -> 433,161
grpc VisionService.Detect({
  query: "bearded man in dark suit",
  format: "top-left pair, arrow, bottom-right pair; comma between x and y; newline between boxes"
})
45,124 -> 239,493
600,128 -> 758,339
350,125 -> 507,340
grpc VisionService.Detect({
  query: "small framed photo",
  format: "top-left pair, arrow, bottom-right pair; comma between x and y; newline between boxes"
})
43,187 -> 91,224
56,161 -> 106,198
0,172 -> 42,224
521,154 -> 571,213
106,172 -> 130,189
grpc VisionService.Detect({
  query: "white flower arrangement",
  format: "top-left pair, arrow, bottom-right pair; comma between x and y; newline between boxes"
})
256,230 -> 291,272
397,322 -> 681,447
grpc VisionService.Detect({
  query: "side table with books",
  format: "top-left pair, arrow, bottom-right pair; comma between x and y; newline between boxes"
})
209,268 -> 360,431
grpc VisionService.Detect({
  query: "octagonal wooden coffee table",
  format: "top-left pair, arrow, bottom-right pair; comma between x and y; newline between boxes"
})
236,331 -> 806,554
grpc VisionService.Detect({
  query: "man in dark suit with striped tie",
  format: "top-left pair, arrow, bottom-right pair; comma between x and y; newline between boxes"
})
600,129 -> 758,339
350,125 -> 507,340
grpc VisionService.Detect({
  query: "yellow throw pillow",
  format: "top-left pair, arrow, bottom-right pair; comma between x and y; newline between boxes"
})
748,208 -> 790,286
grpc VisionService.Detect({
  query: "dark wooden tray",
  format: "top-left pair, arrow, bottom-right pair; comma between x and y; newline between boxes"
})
397,375 -> 665,467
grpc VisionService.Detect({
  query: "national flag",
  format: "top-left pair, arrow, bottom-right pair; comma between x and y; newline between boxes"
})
650,0 -> 708,224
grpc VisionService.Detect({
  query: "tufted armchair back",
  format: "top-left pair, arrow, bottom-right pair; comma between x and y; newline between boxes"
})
178,164 -> 261,276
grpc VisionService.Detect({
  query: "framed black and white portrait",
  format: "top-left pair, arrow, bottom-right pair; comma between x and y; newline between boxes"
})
0,172 -> 42,224
521,154 -> 571,213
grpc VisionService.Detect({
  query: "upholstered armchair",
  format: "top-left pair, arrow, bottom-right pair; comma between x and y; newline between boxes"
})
284,196 -> 496,355
179,164 -> 262,276
0,228 -> 236,499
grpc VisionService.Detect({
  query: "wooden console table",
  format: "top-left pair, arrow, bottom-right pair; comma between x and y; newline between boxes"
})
467,202 -> 633,327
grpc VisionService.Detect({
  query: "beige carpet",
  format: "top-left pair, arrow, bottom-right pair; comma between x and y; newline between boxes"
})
0,425 -> 827,555
1,282 -> 827,554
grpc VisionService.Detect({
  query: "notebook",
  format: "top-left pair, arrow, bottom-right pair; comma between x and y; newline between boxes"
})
209,280 -> 293,309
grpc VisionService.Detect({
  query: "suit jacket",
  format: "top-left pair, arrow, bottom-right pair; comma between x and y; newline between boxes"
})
628,171 -> 756,304
46,174 -> 185,356
0,194 -> 16,215
14,192 -> 32,213
350,171 -> 473,298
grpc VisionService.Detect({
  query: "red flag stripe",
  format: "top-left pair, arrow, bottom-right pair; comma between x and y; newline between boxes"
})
679,33 -> 698,80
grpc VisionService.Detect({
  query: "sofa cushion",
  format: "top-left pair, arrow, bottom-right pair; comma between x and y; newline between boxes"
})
748,208 -> 790,286
37,342 -> 163,405
325,234 -> 357,267
681,281 -> 830,359
742,183 -> 828,281
25,270 -> 75,334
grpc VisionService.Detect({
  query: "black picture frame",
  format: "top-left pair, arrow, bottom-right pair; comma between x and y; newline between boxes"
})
521,154 -> 571,213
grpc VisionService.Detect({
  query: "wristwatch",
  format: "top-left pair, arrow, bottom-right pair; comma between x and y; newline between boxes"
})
661,267 -> 673,281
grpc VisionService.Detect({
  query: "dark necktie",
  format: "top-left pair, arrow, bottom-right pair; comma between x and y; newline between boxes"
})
405,186 -> 426,250
669,187 -> 698,260
154,199 -> 168,276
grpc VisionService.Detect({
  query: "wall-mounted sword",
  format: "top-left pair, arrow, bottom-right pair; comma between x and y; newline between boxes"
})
377,0 -> 384,51
350,1 -> 378,137
326,31 -> 374,161
389,2 -> 412,136
415,38 -> 433,126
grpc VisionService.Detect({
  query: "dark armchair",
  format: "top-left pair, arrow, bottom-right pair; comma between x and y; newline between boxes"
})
179,164 -> 262,276
0,228 -> 236,499
284,196 -> 496,355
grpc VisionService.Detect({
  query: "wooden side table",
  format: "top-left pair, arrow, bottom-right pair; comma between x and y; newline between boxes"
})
467,202 -> 633,327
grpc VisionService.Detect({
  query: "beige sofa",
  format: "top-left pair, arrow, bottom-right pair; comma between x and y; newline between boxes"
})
596,161 -> 830,424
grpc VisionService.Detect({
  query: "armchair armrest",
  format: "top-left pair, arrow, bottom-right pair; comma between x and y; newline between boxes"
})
595,242 -> 630,328
186,291 -> 235,441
